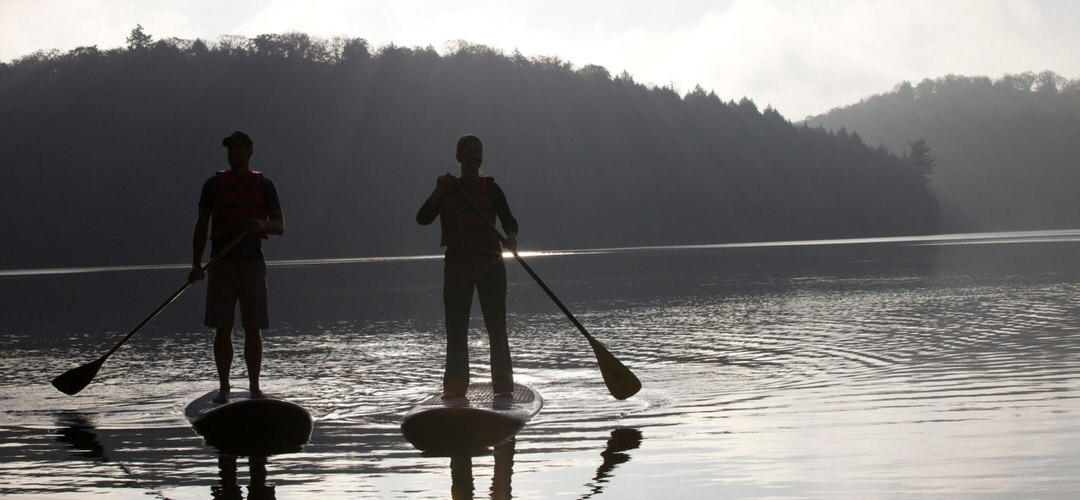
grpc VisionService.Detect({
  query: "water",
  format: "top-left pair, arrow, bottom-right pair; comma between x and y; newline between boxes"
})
2,231 -> 1080,499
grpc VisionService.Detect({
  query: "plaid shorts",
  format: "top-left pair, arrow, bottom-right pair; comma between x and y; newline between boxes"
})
204,260 -> 269,329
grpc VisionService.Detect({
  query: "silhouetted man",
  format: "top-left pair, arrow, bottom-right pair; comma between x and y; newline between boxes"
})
189,131 -> 285,403
417,134 -> 518,398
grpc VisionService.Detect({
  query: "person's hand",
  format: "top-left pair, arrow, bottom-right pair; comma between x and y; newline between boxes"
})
503,232 -> 518,252
188,265 -> 205,283
246,218 -> 266,233
428,174 -> 455,205
437,173 -> 456,190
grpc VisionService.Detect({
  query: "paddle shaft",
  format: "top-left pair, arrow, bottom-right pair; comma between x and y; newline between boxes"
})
51,231 -> 251,395
444,177 -> 640,399
100,231 -> 249,360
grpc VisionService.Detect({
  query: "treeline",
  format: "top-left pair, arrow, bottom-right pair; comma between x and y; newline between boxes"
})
804,72 -> 1080,232
0,29 -> 938,268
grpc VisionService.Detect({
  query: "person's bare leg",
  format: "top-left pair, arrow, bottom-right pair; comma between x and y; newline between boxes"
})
213,326 -> 234,402
244,325 -> 264,398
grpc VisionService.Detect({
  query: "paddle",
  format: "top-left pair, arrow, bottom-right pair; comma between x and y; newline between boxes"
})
446,177 -> 641,400
50,231 -> 249,395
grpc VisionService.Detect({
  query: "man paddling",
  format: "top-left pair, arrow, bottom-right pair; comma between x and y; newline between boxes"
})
417,134 -> 518,399
189,131 -> 285,403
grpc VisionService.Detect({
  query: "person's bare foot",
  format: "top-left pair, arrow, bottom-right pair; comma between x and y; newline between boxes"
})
212,388 -> 230,404
441,390 -> 464,400
250,388 -> 266,399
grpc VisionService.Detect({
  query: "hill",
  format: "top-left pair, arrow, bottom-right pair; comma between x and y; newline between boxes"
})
0,30 -> 938,268
804,72 -> 1080,233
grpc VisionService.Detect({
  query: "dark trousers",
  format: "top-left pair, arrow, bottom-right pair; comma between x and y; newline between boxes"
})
443,252 -> 514,395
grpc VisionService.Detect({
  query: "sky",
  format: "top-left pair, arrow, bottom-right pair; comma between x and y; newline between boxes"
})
2,0 -> 1079,120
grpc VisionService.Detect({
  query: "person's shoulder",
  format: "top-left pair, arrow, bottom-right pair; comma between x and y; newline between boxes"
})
198,175 -> 218,207
259,175 -> 278,190
258,174 -> 281,208
485,177 -> 506,191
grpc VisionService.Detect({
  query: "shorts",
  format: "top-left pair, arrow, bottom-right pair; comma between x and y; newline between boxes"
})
204,260 -> 269,329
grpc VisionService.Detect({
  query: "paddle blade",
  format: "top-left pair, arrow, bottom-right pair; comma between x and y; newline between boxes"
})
586,335 -> 641,400
51,357 -> 105,395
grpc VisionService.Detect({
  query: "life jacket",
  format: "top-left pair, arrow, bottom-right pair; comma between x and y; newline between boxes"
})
440,176 -> 499,249
210,170 -> 268,239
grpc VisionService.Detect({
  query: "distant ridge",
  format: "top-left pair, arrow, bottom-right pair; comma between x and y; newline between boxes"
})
0,30 -> 938,268
805,72 -> 1080,233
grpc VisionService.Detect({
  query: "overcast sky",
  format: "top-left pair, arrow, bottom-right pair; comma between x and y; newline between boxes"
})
2,0 -> 1078,119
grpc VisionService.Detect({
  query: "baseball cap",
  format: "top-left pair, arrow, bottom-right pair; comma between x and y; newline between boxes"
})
222,131 -> 253,148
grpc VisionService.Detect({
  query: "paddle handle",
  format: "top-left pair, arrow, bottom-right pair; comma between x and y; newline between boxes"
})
100,231 -> 249,360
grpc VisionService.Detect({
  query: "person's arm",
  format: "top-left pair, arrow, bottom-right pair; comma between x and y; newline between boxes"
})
488,183 -> 518,251
417,174 -> 452,225
189,207 -> 212,283
258,178 -> 285,236
248,209 -> 285,236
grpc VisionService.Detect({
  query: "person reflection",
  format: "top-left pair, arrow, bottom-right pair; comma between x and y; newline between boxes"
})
214,454 -> 275,500
579,428 -> 643,499
449,439 -> 516,500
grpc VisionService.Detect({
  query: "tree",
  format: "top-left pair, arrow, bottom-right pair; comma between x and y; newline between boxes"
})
341,38 -> 370,62
578,64 -> 610,81
127,24 -> 153,50
906,138 -> 935,179
192,39 -> 209,57
1035,70 -> 1063,94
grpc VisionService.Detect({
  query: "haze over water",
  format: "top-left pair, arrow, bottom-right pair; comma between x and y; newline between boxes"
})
2,230 -> 1079,498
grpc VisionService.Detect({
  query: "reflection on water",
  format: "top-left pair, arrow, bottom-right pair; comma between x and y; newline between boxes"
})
55,412 -> 108,462
214,454 -> 275,500
435,428 -> 641,500
448,441 -> 516,500
54,410 -> 281,499
2,231 -> 1080,497
579,428 -> 643,500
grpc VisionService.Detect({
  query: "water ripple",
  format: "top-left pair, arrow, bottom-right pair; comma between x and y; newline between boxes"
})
4,239 -> 1080,497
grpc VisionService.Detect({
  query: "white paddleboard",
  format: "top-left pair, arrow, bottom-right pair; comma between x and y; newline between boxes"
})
401,382 -> 542,452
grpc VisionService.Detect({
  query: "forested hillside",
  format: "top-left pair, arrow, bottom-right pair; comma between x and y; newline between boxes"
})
804,72 -> 1080,233
0,30 -> 938,268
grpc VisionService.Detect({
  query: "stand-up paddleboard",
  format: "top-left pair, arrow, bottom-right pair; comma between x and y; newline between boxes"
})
402,382 -> 542,452
185,389 -> 314,455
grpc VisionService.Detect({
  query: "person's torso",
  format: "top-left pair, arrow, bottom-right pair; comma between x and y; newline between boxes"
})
440,176 -> 501,255
208,170 -> 271,261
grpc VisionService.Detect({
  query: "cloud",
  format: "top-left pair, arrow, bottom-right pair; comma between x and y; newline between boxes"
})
588,0 -> 1080,118
0,0 -> 123,58
3,0 -> 1079,120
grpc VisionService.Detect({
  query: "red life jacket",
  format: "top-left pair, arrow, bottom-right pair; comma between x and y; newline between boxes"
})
211,170 -> 268,239
440,176 -> 499,249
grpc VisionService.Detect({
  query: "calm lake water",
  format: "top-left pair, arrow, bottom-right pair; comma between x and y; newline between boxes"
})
2,231 -> 1080,499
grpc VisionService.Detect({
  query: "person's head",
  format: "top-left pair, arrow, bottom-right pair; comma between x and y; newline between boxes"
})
222,131 -> 254,170
455,134 -> 483,169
